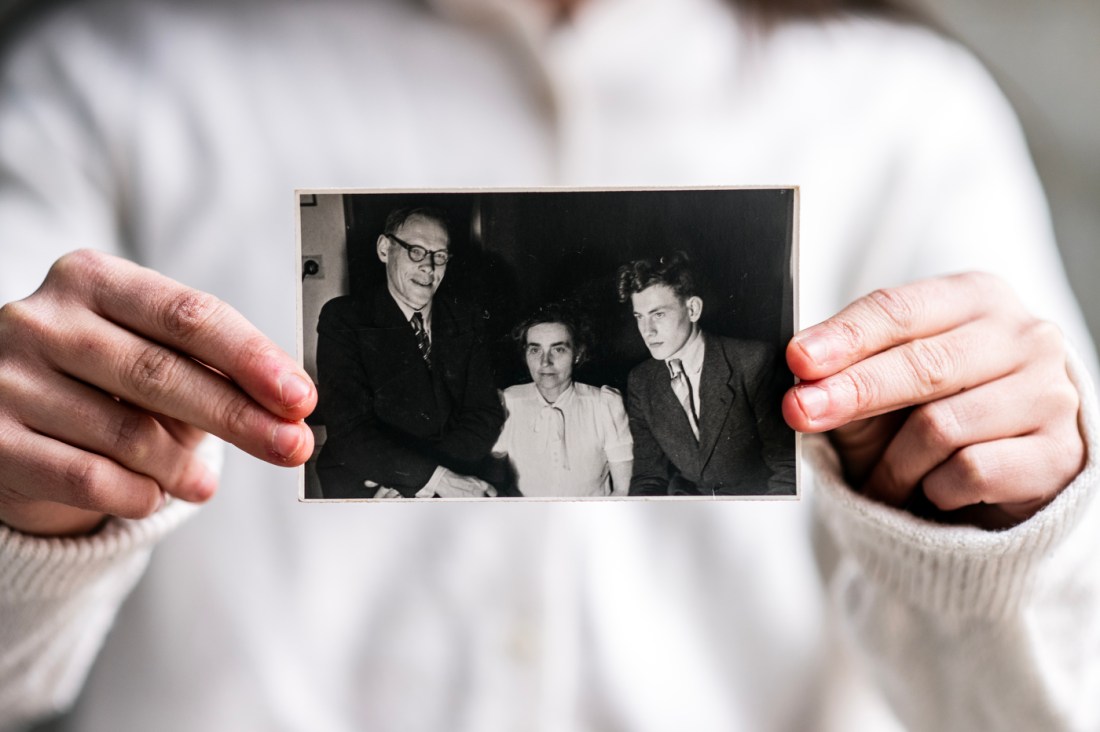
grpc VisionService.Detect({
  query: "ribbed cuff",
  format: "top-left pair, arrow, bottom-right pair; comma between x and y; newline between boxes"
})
0,435 -> 221,603
813,346 -> 1100,620
0,498 -> 199,603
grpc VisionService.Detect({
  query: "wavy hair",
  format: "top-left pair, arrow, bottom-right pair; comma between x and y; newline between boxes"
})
615,251 -> 698,305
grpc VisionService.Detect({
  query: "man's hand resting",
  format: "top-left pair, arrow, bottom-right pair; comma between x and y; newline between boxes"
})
0,250 -> 316,537
784,272 -> 1085,529
421,468 -> 497,498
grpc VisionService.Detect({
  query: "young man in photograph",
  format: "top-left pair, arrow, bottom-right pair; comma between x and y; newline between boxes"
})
618,253 -> 796,496
314,207 -> 504,499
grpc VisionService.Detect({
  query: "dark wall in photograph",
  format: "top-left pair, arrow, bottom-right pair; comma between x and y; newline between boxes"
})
344,189 -> 795,392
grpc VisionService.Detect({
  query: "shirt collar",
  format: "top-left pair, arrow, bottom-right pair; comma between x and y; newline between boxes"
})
535,380 -> 576,409
666,327 -> 704,377
388,287 -> 433,330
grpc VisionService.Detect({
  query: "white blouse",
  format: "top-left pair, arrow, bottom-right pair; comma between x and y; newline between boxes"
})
493,382 -> 633,497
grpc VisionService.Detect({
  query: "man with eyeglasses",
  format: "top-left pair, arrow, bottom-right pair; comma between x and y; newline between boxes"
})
314,207 -> 504,499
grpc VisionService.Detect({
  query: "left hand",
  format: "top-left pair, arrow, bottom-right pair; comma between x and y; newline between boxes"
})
783,272 -> 1086,529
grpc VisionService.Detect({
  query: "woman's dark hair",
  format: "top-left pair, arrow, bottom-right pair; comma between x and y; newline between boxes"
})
512,301 -> 594,368
545,0 -> 915,27
731,0 -> 913,23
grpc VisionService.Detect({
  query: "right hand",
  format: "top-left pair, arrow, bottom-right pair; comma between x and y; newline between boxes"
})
0,250 -> 316,537
783,273 -> 1084,529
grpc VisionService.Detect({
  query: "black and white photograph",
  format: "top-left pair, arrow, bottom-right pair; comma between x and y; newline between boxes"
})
298,188 -> 799,501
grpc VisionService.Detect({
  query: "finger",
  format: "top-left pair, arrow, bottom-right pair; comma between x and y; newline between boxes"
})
45,250 -> 315,420
862,370 -> 1078,507
922,432 -> 1084,518
371,485 -> 401,499
0,498 -> 106,537
0,428 -> 165,520
464,478 -> 493,497
44,309 -> 312,465
787,272 -> 1021,381
784,318 -> 1043,432
15,370 -> 216,503
824,409 -> 911,487
437,482 -> 479,499
147,411 -> 208,449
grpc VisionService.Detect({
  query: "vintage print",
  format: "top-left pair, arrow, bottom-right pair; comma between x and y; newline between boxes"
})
298,188 -> 799,501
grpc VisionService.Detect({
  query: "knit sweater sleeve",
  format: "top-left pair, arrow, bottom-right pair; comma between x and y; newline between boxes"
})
0,501 -> 197,727
810,347 -> 1100,730
0,435 -> 219,729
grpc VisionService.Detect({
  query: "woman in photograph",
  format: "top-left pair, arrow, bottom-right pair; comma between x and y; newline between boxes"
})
493,303 -> 633,497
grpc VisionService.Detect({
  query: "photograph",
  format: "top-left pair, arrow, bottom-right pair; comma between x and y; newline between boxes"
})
297,188 -> 799,501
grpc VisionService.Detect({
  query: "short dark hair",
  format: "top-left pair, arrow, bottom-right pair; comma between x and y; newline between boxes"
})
615,251 -> 698,304
511,301 -> 593,367
383,206 -> 449,239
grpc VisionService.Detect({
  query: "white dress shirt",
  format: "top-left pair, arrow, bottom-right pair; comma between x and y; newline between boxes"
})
665,327 -> 706,419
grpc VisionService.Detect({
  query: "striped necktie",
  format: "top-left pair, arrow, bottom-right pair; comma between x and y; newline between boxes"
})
668,358 -> 700,441
411,311 -> 431,367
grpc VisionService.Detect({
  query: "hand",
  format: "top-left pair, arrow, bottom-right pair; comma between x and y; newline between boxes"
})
783,272 -> 1085,529
365,480 -> 401,499
428,468 -> 497,498
0,250 -> 316,536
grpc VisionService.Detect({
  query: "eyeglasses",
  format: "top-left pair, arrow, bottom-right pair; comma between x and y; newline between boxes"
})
387,233 -> 451,267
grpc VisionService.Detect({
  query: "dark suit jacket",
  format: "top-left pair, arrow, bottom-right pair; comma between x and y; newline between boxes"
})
314,287 -> 504,498
627,333 -> 796,496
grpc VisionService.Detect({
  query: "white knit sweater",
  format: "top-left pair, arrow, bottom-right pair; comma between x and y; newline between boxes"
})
1,0 -> 1098,730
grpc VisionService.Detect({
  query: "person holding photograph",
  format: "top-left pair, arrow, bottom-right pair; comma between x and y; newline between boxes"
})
1,0 -> 1099,730
314,206 -> 504,499
618,252 -> 796,497
493,303 -> 633,497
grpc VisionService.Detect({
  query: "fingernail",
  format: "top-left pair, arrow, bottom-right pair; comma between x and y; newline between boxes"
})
279,373 -> 312,409
795,385 -> 829,422
272,423 -> 303,460
795,333 -> 832,366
